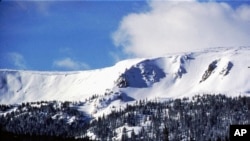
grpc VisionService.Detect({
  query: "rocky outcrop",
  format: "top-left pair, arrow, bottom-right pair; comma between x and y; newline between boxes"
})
115,59 -> 166,88
200,60 -> 218,83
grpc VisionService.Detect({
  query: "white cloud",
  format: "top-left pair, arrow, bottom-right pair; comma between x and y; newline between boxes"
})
7,52 -> 27,69
113,1 -> 250,57
53,57 -> 90,70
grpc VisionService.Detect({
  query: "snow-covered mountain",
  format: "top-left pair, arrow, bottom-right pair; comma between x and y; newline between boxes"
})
0,47 -> 250,105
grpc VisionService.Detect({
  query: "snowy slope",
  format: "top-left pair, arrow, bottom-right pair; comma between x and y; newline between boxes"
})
122,46 -> 250,100
0,47 -> 250,105
0,58 -> 144,104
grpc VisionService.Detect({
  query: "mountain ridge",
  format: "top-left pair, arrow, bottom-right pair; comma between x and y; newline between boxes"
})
0,46 -> 250,104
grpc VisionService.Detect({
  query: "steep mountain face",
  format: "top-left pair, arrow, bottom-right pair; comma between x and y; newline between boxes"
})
115,59 -> 166,88
0,47 -> 250,104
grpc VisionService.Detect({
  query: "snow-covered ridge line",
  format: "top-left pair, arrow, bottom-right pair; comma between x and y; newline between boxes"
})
0,69 -> 85,75
0,47 -> 250,105
0,58 -> 145,74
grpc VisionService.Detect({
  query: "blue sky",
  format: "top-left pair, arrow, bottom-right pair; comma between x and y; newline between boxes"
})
0,0 -> 250,71
0,0 -> 149,70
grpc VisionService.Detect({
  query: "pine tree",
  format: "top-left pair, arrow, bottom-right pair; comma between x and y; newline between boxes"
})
131,129 -> 136,141
163,126 -> 169,141
121,127 -> 128,141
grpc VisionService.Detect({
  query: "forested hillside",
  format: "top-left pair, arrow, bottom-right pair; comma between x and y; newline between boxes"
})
0,94 -> 249,141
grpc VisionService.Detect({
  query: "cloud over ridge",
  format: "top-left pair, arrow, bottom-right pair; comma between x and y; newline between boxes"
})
7,52 -> 27,69
113,1 -> 250,57
53,57 -> 90,71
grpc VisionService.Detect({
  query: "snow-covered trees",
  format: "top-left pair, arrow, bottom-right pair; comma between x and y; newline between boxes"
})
90,94 -> 250,141
0,94 -> 249,141
0,101 -> 90,139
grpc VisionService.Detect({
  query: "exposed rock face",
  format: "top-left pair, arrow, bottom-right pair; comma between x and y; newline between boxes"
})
219,61 -> 233,76
200,60 -> 218,83
115,59 -> 166,88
